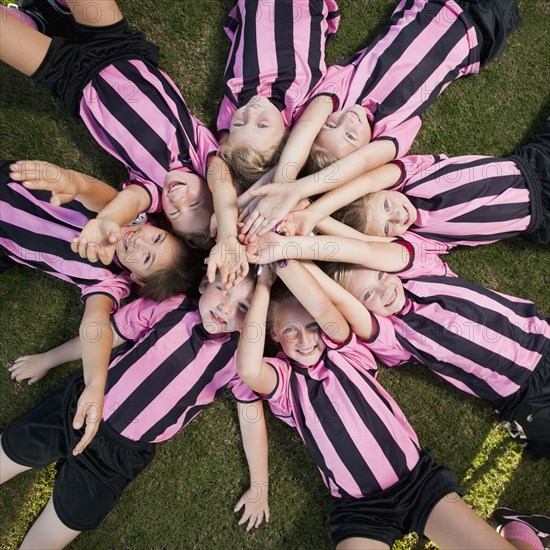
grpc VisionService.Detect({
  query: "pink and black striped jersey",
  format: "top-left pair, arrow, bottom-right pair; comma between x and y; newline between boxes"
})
79,59 -> 219,214
395,154 -> 534,247
263,332 -> 421,499
105,295 -> 257,443
368,238 -> 550,401
311,0 -> 480,156
0,170 -> 131,310
217,0 -> 341,132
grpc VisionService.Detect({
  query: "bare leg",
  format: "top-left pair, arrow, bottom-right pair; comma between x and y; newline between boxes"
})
0,11 -> 51,76
424,493 -> 522,549
0,434 -> 32,483
64,0 -> 123,27
20,497 -> 81,550
337,538 -> 389,550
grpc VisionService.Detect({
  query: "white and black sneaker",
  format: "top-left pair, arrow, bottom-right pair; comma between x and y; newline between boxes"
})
492,507 -> 550,549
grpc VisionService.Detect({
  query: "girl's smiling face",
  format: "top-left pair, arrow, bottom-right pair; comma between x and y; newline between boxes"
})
226,95 -> 286,156
345,268 -> 406,317
115,224 -> 180,281
363,190 -> 417,237
314,105 -> 372,159
270,300 -> 326,366
162,170 -> 213,235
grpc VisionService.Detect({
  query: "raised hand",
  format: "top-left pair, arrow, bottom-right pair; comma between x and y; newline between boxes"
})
206,236 -> 249,290
71,218 -> 121,264
239,183 -> 301,239
10,160 -> 80,206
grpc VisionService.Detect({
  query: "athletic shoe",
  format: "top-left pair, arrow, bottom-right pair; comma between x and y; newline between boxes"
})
492,507 -> 550,549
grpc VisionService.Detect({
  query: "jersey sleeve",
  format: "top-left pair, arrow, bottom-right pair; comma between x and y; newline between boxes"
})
226,360 -> 261,403
364,314 -> 412,367
80,272 -> 132,313
392,154 -> 446,191
395,233 -> 455,278
259,356 -> 296,428
372,116 -> 421,159
122,178 -> 162,214
216,96 -> 237,132
322,331 -> 379,376
111,295 -> 183,341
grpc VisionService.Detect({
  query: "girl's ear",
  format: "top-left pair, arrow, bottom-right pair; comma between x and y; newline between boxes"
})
269,326 -> 280,343
130,273 -> 145,287
198,275 -> 209,295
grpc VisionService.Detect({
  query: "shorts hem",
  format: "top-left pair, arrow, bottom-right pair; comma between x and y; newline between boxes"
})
1,425 -> 45,468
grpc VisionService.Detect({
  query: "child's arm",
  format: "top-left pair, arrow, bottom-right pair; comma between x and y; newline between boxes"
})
236,269 -> 278,395
314,216 -> 394,243
245,233 -> 410,273
276,260 -> 351,344
8,322 -> 126,385
272,95 -> 335,184
302,262 -> 376,341
71,184 -> 151,265
234,400 -> 270,531
10,160 -> 118,211
240,141 -> 396,238
206,155 -> 249,289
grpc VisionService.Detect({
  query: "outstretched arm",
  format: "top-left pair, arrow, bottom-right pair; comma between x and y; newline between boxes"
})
10,160 -> 118,211
245,233 -> 410,273
234,400 -> 270,531
206,155 -> 248,289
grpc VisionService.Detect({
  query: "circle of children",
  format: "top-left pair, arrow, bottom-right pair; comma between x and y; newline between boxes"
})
0,0 -> 549,548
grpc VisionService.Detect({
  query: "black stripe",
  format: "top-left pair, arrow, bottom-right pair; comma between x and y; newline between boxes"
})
305,0 -> 323,96
410,171 -> 526,212
110,60 -> 194,166
289,374 -> 348,496
222,7 -> 243,106
374,16 -> 467,125
413,228 -> 523,243
449,202 -> 531,224
269,0 -> 296,112
93,72 -> 173,172
1,221 -> 122,279
2,178 -> 96,227
139,336 -> 238,441
408,287 -> 543,356
83,105 -> 154,184
327,357 -> 410,479
409,276 -> 550,327
106,297 -> 193,390
389,0 -> 416,26
303,371 -> 382,494
353,1 -> 446,106
139,62 -> 200,160
395,328 -> 502,400
238,1 -> 261,107
404,157 -> 500,193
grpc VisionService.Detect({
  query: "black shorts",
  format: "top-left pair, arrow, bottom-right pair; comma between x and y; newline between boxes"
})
1,372 -> 156,531
509,118 -> 550,245
328,451 -> 461,547
492,342 -> 550,459
31,18 -> 159,116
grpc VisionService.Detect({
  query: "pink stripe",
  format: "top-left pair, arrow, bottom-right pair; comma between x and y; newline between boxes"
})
123,341 -> 226,440
392,316 -> 519,398
294,376 -> 364,497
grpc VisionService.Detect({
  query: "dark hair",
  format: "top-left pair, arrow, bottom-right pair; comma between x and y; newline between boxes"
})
183,231 -> 216,251
139,236 -> 203,301
219,131 -> 289,194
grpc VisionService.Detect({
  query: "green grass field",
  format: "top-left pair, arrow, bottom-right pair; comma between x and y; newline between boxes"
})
1,0 -> 549,548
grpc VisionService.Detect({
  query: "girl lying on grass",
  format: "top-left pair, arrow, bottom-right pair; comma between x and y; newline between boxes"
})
243,231 -> 550,459
236,258 -> 545,549
2,273 -> 268,549
238,0 -> 520,239
1,159 -> 199,456
1,0 -> 219,251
